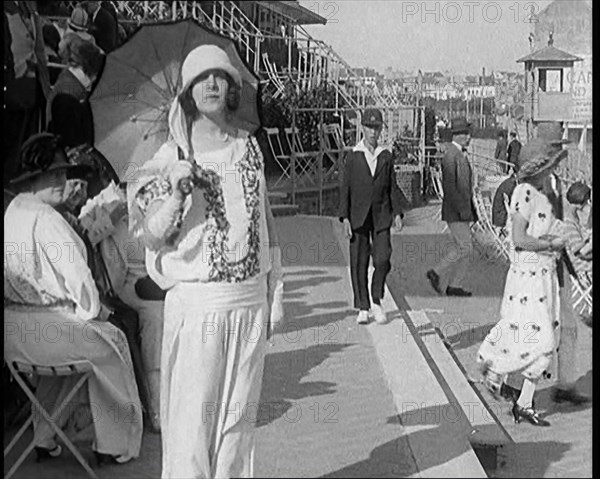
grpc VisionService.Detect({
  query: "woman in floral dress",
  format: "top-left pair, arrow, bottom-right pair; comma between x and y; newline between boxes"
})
477,141 -> 568,427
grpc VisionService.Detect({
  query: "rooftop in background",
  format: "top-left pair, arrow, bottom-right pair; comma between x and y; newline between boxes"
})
517,44 -> 583,63
262,1 -> 327,25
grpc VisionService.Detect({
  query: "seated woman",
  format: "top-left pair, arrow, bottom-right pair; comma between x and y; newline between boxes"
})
561,181 -> 592,275
4,133 -> 142,464
80,181 -> 165,433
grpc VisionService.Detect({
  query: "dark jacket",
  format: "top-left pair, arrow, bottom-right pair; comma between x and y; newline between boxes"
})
89,6 -> 118,53
47,69 -> 94,148
491,176 -> 517,227
494,138 -> 508,162
507,139 -> 522,166
339,148 -> 405,232
441,143 -> 477,222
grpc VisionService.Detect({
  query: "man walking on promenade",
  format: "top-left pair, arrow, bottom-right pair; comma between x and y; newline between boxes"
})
339,108 -> 405,325
426,118 -> 477,297
494,131 -> 508,173
507,131 -> 522,172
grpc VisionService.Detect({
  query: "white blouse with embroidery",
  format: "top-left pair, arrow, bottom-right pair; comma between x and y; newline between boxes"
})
132,135 -> 272,289
4,193 -> 101,321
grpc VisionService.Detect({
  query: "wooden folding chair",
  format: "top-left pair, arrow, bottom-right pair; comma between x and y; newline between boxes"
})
283,127 -> 320,188
471,189 -> 511,262
3,359 -> 99,479
264,127 -> 291,189
321,124 -> 350,184
571,270 -> 593,317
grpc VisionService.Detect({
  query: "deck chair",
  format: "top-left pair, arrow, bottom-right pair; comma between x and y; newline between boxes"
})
283,127 -> 320,188
471,189 -> 511,261
261,53 -> 285,99
321,124 -> 351,184
3,359 -> 98,479
571,270 -> 593,317
264,127 -> 291,189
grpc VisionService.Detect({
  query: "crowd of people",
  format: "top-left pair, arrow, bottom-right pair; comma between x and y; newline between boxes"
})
5,4 -> 284,473
3,2 -> 593,478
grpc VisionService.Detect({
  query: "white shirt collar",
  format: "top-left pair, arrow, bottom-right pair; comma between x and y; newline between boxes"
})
353,139 -> 384,157
68,66 -> 93,91
353,139 -> 384,175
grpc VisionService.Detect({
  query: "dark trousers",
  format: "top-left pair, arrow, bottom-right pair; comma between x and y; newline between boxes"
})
349,209 -> 392,310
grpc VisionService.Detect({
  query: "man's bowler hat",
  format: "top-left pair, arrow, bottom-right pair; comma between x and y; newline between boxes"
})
451,118 -> 472,135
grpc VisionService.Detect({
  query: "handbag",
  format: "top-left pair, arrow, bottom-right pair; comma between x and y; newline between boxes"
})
135,275 -> 167,301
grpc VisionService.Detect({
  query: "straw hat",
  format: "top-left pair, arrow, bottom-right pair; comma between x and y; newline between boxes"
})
517,140 -> 568,181
67,6 -> 89,32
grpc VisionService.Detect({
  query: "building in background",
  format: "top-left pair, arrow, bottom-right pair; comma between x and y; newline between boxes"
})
532,0 -> 592,144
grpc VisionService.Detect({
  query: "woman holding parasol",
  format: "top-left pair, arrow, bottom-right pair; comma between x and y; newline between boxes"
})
127,44 -> 284,478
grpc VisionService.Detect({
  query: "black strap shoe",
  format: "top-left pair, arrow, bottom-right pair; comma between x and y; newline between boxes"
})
446,286 -> 472,297
552,387 -> 590,405
426,269 -> 442,294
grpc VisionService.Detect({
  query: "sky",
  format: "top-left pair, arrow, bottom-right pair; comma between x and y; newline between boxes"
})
301,0 -> 556,74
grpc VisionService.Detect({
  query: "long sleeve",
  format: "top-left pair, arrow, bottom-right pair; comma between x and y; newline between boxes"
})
50,93 -> 93,147
441,151 -> 461,204
264,193 -> 284,332
338,152 -> 352,222
35,210 -> 101,321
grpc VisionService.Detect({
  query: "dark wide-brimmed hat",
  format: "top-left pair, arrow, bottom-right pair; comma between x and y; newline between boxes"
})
517,140 -> 568,181
10,133 -> 83,185
361,108 -> 385,128
451,118 -> 472,135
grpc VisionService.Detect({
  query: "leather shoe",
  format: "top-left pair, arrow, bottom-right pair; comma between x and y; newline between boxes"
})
426,269 -> 442,294
552,387 -> 590,405
446,286 -> 472,297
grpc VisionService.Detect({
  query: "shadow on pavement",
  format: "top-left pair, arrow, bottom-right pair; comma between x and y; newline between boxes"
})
537,369 -> 593,417
442,322 -> 496,352
285,275 -> 342,293
319,435 -> 418,478
257,342 -> 353,428
498,441 -> 572,478
390,234 -> 509,298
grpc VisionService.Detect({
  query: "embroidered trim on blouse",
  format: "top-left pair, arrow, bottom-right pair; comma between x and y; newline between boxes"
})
205,137 -> 263,283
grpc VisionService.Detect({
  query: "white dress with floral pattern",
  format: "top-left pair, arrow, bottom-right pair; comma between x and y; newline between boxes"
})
477,183 -> 561,380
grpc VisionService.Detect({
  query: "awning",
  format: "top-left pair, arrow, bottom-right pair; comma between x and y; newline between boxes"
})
261,1 -> 327,25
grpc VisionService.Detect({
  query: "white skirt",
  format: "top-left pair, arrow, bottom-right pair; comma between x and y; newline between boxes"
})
160,276 -> 269,479
4,305 -> 143,458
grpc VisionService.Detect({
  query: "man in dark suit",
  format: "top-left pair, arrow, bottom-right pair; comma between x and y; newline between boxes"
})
82,1 -> 117,53
494,131 -> 508,173
339,108 -> 405,325
426,118 -> 477,296
507,131 -> 522,171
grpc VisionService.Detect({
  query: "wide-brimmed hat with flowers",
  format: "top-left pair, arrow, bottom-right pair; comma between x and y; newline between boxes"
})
517,140 -> 568,181
10,133 -> 83,185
